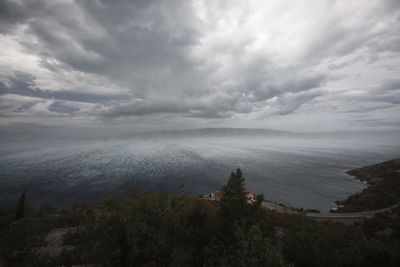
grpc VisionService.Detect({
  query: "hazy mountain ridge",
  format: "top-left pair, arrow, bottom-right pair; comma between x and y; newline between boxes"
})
122,127 -> 300,139
2,124 -> 400,142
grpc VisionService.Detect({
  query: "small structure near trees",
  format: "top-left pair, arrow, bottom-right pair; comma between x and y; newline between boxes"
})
201,168 -> 258,204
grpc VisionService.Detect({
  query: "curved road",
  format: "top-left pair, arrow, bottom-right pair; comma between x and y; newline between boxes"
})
305,205 -> 398,224
262,201 -> 399,225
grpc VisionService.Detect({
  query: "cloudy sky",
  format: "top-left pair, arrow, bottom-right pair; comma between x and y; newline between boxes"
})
0,0 -> 399,134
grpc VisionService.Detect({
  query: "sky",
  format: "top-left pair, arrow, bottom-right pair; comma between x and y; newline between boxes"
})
0,0 -> 399,134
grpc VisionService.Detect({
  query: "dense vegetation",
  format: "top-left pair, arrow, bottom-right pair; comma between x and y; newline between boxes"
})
1,167 -> 400,266
336,158 -> 400,212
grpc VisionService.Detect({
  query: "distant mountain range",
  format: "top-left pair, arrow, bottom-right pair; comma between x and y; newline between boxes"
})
122,127 -> 300,139
1,123 -> 399,141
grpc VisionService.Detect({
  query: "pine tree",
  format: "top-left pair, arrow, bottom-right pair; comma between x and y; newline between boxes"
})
15,191 -> 26,220
219,168 -> 248,222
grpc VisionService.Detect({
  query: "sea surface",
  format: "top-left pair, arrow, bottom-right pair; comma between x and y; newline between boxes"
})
1,136 -> 399,212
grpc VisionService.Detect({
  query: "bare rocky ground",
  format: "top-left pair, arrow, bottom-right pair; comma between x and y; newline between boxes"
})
37,228 -> 76,258
37,228 -> 100,267
262,200 -> 300,213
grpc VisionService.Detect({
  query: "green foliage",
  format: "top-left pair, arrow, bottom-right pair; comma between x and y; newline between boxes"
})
219,168 -> 252,224
205,169 -> 283,266
0,192 -> 85,266
207,223 -> 290,267
279,213 -> 400,267
41,170 -> 286,266
2,167 -> 400,266
61,191 -> 221,266
282,223 -> 342,267
0,210 -> 84,266
338,158 -> 400,211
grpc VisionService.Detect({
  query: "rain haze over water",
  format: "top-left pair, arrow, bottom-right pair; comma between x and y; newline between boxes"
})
1,131 -> 399,212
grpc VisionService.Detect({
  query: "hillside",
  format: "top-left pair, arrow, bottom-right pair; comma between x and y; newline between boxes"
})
1,166 -> 400,266
335,158 -> 400,212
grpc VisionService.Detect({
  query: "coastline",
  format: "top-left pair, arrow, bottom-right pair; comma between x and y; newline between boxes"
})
332,158 -> 400,213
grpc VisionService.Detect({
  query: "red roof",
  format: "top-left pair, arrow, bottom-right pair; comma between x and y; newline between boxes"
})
244,189 -> 256,196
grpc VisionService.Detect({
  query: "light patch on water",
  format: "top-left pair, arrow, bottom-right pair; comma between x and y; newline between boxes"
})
0,136 -> 399,211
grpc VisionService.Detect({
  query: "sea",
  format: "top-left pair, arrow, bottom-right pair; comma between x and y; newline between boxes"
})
1,135 -> 399,212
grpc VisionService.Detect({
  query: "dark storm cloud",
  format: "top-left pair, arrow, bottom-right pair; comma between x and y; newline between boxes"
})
24,0 -> 202,80
0,0 -> 28,33
0,0 -> 399,130
94,92 -> 253,119
0,71 -> 121,103
2,0 -> 222,119
1,0 -> 312,119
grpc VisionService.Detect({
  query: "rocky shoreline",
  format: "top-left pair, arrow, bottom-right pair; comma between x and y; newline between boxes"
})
333,158 -> 400,213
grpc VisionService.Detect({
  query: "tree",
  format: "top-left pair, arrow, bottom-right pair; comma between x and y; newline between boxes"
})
234,224 -> 290,267
15,191 -> 26,220
219,168 -> 249,223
